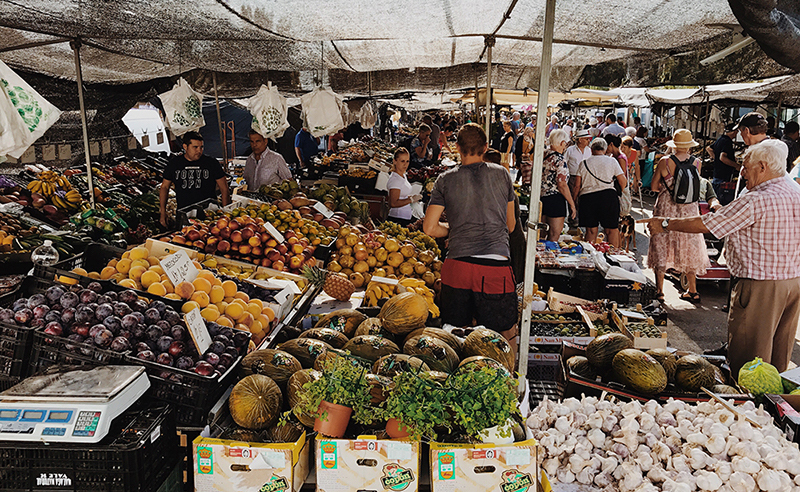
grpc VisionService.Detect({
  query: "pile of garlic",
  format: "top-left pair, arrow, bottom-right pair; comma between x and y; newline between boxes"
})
527,396 -> 800,492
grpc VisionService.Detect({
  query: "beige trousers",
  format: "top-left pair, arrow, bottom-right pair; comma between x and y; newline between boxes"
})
727,277 -> 800,375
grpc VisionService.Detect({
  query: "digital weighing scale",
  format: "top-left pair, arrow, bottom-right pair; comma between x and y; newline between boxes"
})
0,365 -> 150,443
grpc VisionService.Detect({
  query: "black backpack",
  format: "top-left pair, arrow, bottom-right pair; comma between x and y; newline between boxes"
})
666,155 -> 701,204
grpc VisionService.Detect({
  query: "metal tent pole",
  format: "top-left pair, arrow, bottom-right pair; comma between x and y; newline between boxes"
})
518,0 -> 556,385
71,38 -> 95,209
485,36 -> 495,138
212,72 -> 228,171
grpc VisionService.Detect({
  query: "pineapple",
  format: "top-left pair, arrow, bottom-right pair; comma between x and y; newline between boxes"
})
302,265 -> 355,301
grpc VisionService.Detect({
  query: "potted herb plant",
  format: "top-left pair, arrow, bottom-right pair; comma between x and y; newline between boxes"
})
292,353 -> 379,437
449,365 -> 520,443
382,370 -> 452,440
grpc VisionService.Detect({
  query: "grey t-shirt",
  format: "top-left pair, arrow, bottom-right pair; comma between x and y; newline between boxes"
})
429,162 -> 515,259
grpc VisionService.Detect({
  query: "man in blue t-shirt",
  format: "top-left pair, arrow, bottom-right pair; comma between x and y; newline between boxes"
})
707,122 -> 739,204
294,128 -> 321,170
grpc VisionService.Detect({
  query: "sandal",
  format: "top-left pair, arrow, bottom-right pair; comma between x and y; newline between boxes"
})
655,292 -> 665,303
680,291 -> 701,304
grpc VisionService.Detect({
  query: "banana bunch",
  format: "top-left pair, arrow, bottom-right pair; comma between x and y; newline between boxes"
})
397,278 -> 439,317
51,189 -> 83,212
365,280 -> 397,307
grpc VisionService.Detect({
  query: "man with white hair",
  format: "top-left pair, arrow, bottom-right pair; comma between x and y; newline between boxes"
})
640,139 -> 800,373
588,117 -> 600,137
511,111 -> 521,135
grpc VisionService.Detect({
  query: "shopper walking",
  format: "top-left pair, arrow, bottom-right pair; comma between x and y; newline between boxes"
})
572,138 -> 626,246
646,129 -> 710,304
540,129 -> 577,241
565,129 -> 592,196
706,122 -> 739,205
499,120 -> 515,169
606,134 -> 631,217
545,115 -> 559,138
294,127 -> 321,171
514,126 -> 535,187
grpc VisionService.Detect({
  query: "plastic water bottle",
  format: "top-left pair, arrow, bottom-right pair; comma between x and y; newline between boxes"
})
31,240 -> 59,267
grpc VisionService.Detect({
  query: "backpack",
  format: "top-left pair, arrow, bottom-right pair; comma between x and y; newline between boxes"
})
666,155 -> 701,204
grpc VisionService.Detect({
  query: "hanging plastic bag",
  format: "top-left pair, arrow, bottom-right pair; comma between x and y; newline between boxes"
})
300,87 -> 344,137
738,357 -> 783,397
247,83 -> 289,140
159,78 -> 204,137
358,101 -> 377,129
0,60 -> 61,158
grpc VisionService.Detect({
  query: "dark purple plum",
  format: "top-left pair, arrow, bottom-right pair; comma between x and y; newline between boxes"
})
60,307 -> 76,325
103,316 -> 122,334
32,304 -> 50,319
156,336 -> 173,353
74,306 -> 95,325
144,308 -> 161,325
133,300 -> 149,313
110,336 -> 131,352
65,333 -> 85,352
170,325 -> 186,341
145,339 -> 158,352
0,308 -> 14,323
59,292 -> 79,310
213,334 -> 231,346
130,311 -> 144,324
224,346 -> 239,357
209,341 -> 226,355
87,281 -> 103,293
118,290 -> 138,305
135,342 -> 150,353
89,324 -> 107,338
175,356 -> 194,370
194,361 -> 214,376
121,314 -> 138,330
204,352 -> 220,367
79,289 -> 98,304
26,294 -> 47,309
155,320 -> 170,333
219,327 -> 234,340
69,283 -> 82,293
207,322 -> 220,337
133,324 -> 147,340
113,302 -> 132,318
150,300 -> 167,315
87,303 -> 99,315
45,285 -> 66,303
14,309 -> 32,325
44,321 -> 63,336
146,325 -> 162,341
96,294 -> 112,306
156,353 -> 173,366
73,323 -> 90,337
168,340 -> 185,357
104,291 -> 118,302
218,352 -> 235,368
11,298 -> 28,312
95,303 -> 114,320
164,310 -> 181,326
31,318 -> 46,329
137,350 -> 156,362
118,329 -> 133,341
94,329 -> 114,348
44,310 -> 61,323
232,331 -> 249,348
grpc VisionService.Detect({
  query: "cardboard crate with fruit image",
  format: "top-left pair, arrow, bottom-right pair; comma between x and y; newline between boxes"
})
429,440 -> 538,492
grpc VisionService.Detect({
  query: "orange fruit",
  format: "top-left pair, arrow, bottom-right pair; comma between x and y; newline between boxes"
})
215,315 -> 234,328
71,267 -> 88,276
107,258 -> 118,268
221,280 -> 238,297
131,259 -> 150,270
140,270 -> 161,289
209,285 -> 225,304
223,296 -> 235,304
211,276 -> 222,287
165,293 -> 181,301
196,270 -> 216,282
128,265 -> 147,281
191,291 -> 210,308
192,277 -> 212,294
246,302 -> 263,317
181,300 -> 200,313
233,291 -> 250,302
147,256 -> 160,266
149,265 -> 165,275
121,251 -> 131,260
100,266 -> 117,280
147,282 -> 167,296
249,298 -> 264,311
111,273 -> 127,283
161,279 -> 174,294
115,258 -> 132,274
87,272 -> 101,280
261,306 -> 276,322
256,314 -> 271,327
237,312 -> 254,327
175,282 -> 195,300
249,320 -> 264,336
200,306 -> 220,322
118,278 -> 138,289
192,260 -> 203,271
224,302 -> 244,320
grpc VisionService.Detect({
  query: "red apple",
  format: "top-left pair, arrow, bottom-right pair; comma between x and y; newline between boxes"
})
241,227 -> 254,241
266,239 -> 278,248
260,258 -> 272,267
248,236 -> 261,247
230,230 -> 243,243
228,221 -> 240,231
219,227 -> 231,239
251,246 -> 263,257
239,244 -> 251,255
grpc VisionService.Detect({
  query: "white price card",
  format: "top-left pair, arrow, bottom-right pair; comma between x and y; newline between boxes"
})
42,145 -> 56,161
58,144 -> 71,160
313,201 -> 334,219
141,135 -> 150,147
89,141 -> 100,156
368,159 -> 390,173
505,448 -> 531,466
184,308 -> 212,354
273,285 -> 294,320
246,277 -> 302,295
263,222 -> 285,244
386,442 -> 413,460
159,249 -> 199,287
371,275 -> 398,285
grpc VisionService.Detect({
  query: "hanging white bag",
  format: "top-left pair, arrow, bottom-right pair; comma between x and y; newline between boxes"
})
159,77 -> 204,136
300,87 -> 344,137
247,83 -> 289,140
358,101 -> 377,129
0,60 -> 61,158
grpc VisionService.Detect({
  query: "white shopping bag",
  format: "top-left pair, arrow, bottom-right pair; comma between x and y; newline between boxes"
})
0,60 -> 61,158
358,100 -> 377,129
159,78 -> 204,136
247,82 -> 289,140
300,87 -> 345,137
375,171 -> 391,192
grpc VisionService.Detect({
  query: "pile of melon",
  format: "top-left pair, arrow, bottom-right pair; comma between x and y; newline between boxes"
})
224,295 -> 518,441
566,333 -> 742,396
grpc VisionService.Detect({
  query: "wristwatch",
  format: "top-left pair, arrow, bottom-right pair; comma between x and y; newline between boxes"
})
661,218 -> 670,230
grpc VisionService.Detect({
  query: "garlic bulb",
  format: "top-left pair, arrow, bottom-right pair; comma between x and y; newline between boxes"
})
756,467 -> 783,492
705,434 -> 726,455
694,470 -> 722,491
588,428 -> 606,448
728,471 -> 756,492
731,455 -> 760,475
713,461 -> 732,482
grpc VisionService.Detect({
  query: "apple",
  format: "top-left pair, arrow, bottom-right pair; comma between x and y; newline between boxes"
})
272,260 -> 284,271
277,244 -> 288,255
230,230 -> 243,243
260,258 -> 272,267
285,231 -> 297,239
219,227 -> 231,239
248,236 -> 261,247
251,246 -> 263,257
267,249 -> 282,262
291,243 -> 304,255
266,239 -> 278,248
289,255 -> 304,269
238,244 -> 251,255
241,227 -> 254,241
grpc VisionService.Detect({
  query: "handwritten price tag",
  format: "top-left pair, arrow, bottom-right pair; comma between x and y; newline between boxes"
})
184,308 -> 212,355
263,222 -> 285,244
313,201 -> 334,219
159,249 -> 199,287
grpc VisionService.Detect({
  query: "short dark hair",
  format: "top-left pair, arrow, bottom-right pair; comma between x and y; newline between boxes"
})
606,114 -> 617,123
636,126 -> 648,138
483,149 -> 502,164
182,131 -> 204,146
248,129 -> 264,138
633,116 -> 641,124
786,121 -> 800,135
457,123 -> 488,156
418,123 -> 431,134
604,134 -> 622,148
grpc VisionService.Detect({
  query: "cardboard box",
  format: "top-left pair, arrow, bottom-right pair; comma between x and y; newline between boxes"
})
610,310 -> 667,350
429,440 -> 538,492
193,432 -> 309,492
764,394 -> 800,443
315,435 -> 421,492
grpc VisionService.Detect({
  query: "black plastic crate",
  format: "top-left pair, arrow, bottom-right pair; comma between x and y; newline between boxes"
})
602,279 -> 657,307
0,403 -> 178,492
528,355 -> 562,382
528,380 -> 565,408
33,242 -> 126,282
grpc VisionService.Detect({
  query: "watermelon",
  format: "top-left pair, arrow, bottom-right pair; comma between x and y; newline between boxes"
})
462,328 -> 514,372
566,356 -> 596,379
738,357 -> 783,397
674,355 -> 716,392
403,334 -> 460,372
645,348 -> 678,381
612,349 -> 668,394
585,333 -> 633,371
342,335 -> 400,363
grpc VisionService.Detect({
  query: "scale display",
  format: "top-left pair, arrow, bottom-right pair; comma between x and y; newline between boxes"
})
0,366 -> 150,443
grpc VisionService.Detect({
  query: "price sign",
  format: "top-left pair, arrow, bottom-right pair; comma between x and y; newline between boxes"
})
263,222 -> 285,244
159,249 -> 199,287
184,308 -> 211,354
141,135 -> 150,147
58,144 -> 71,160
89,141 -> 100,156
368,159 -> 390,173
371,276 -> 398,285
246,277 -> 302,295
313,201 -> 334,219
273,285 -> 294,321
42,145 -> 56,161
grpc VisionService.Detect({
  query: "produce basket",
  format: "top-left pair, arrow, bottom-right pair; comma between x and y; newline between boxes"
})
0,403 -> 179,492
34,242 -> 126,281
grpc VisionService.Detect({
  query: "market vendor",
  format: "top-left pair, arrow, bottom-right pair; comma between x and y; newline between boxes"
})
159,131 -> 230,227
294,127 -> 321,171
423,123 -> 518,355
243,130 -> 292,190
639,139 -> 800,374
410,124 -> 433,169
387,147 -> 422,227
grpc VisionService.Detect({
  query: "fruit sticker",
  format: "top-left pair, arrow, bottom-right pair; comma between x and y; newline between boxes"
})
437,452 -> 455,480
259,475 -> 289,492
380,464 -> 414,491
321,441 -> 338,469
197,446 -> 214,475
500,470 -> 534,492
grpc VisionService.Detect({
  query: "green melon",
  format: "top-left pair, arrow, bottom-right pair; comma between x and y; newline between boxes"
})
645,348 -> 678,381
457,356 -> 511,376
299,327 -> 350,349
566,356 -> 596,379
674,354 -> 716,392
612,349 -> 668,394
372,354 -> 430,378
288,369 -> 322,427
342,335 -> 400,363
279,338 -> 332,368
462,328 -> 514,372
240,349 -> 302,386
738,357 -> 783,397
711,384 -> 741,395
403,334 -> 460,372
354,318 -> 394,339
404,328 -> 463,357
585,333 -> 633,371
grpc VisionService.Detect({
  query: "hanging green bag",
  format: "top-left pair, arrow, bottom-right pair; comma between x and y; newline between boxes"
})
738,357 -> 783,397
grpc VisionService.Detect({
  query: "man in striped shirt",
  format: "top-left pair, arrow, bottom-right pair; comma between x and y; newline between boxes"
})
640,139 -> 800,373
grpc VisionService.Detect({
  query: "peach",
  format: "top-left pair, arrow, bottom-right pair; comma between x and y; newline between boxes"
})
191,291 -> 210,308
181,300 -> 200,313
215,315 -> 234,328
128,265 -> 147,281
200,306 -> 220,322
140,270 -> 161,289
147,282 -> 167,296
175,282 -> 195,300
100,266 -> 117,280
225,302 -> 244,320
209,285 -> 225,304
192,277 -> 212,294
115,258 -> 132,274
221,280 -> 238,297
129,246 -> 149,261
236,311 -> 254,328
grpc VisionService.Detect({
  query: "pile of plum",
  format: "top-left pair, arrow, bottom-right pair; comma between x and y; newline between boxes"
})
0,282 -> 248,378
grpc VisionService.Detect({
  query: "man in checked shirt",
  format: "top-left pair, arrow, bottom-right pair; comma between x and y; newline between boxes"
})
640,139 -> 800,374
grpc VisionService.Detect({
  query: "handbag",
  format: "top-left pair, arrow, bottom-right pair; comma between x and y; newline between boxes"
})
581,159 -> 623,196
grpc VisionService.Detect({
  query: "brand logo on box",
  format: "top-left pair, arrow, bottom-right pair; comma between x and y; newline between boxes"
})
35,473 -> 72,487
259,475 -> 289,492
437,452 -> 455,480
197,446 -> 214,475
500,470 -> 533,492
321,442 -> 338,469
381,464 -> 414,491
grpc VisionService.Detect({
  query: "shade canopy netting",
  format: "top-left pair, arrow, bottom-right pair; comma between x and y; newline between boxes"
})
0,0 -> 795,101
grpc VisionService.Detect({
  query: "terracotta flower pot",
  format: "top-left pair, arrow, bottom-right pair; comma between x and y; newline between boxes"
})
385,418 -> 412,439
314,400 -> 352,438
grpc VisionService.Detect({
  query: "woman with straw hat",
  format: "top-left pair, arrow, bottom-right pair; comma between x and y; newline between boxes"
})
647,129 -> 710,304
